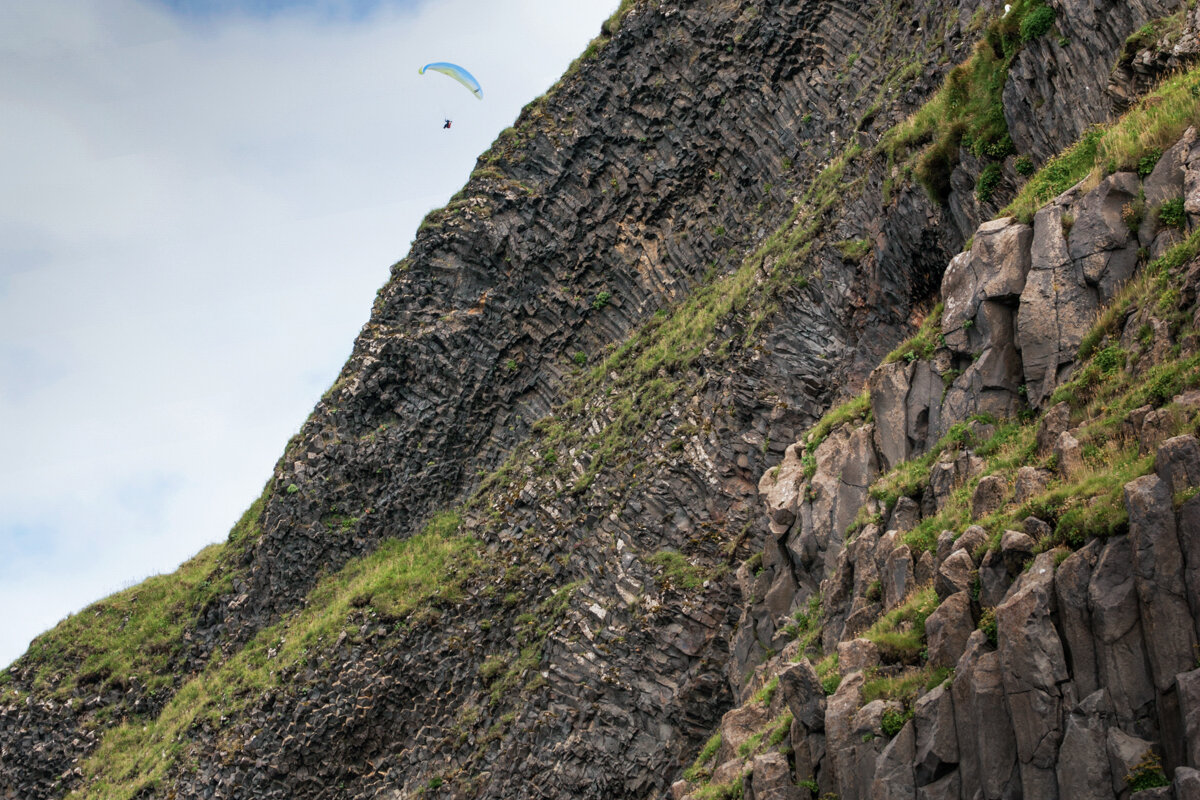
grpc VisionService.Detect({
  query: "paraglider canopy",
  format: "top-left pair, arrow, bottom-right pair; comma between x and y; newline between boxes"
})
419,62 -> 483,100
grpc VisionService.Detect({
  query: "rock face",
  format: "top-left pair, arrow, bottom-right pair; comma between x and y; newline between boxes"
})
3,1 -> 1200,800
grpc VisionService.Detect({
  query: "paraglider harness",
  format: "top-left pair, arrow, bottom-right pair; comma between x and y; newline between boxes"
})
444,119 -> 452,130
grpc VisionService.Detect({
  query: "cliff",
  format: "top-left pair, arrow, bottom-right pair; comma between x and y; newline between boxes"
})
3,0 -> 1200,799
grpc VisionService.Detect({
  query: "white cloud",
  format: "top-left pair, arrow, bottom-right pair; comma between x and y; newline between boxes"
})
0,0 -> 618,668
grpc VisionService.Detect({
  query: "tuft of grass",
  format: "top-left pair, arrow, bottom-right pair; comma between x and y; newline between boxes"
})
805,390 -> 873,453
1005,65 -> 1200,222
647,550 -> 720,591
882,304 -> 944,365
862,586 -> 939,664
683,732 -> 723,783
835,238 -> 872,264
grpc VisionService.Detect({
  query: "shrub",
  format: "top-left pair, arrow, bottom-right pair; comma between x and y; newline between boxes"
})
881,706 -> 913,736
1125,751 -> 1170,791
976,162 -> 1004,203
1137,148 -> 1163,178
1020,4 -> 1055,41
979,607 -> 998,645
1158,197 -> 1186,229
592,290 -> 612,310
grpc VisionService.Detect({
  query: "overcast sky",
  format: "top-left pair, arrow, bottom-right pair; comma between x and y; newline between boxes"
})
0,0 -> 618,669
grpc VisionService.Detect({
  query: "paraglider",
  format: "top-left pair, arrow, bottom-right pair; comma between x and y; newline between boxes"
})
419,62 -> 483,100
443,119 -> 452,130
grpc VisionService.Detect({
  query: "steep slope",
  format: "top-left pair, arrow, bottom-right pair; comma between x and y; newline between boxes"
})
1,0 -> 1191,798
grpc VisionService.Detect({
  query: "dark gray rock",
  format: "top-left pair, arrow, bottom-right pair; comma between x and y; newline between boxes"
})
951,525 -> 988,562
925,592 -> 974,670
871,720 -> 916,800
915,771 -> 961,800
1107,728 -> 1161,800
1178,669 -> 1200,771
997,551 -> 1068,792
1175,767 -> 1200,799
746,752 -> 801,800
779,659 -> 826,733
1015,466 -> 1050,503
1125,474 -> 1198,693
1054,430 -> 1086,480
1058,689 -> 1116,800
1000,530 -> 1036,576
1055,540 -> 1104,697
1156,435 -> 1200,496
935,549 -> 974,602
979,548 -> 1011,609
913,683 -> 958,787
1090,537 -> 1157,729
972,474 -> 1009,520
1038,402 -> 1072,456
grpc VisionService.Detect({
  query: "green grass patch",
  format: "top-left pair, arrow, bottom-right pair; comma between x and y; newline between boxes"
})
862,586 -> 939,664
69,512 -> 477,799
683,732 -> 723,783
1005,65 -> 1200,222
882,304 -> 944,364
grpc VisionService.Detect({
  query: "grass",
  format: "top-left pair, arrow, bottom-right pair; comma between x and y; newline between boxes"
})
862,586 -> 939,664
683,732 -> 723,783
68,511 -> 477,800
1004,65 -> 1200,222
879,0 -> 1053,202
862,664 -> 953,706
647,550 -> 721,591
804,391 -> 872,454
19,484 -> 273,701
882,304 -> 944,364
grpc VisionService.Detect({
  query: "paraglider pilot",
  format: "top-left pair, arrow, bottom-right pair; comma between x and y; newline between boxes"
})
444,119 -> 452,129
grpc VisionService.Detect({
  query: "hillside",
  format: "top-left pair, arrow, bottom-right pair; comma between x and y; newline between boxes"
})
4,0 -> 1200,798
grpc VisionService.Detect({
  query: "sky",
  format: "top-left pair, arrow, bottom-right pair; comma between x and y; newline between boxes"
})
0,0 -> 619,669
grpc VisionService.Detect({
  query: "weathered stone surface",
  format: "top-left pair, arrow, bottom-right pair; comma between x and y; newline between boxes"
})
1058,689 -> 1116,800
889,496 -> 923,534
913,683 -> 958,787
1175,767 -> 1200,799
1125,474 -> 1198,693
838,638 -> 879,677
951,525 -> 988,562
1014,465 -> 1051,503
826,671 -> 865,800
779,659 -> 825,733
941,218 -> 1032,353
870,360 -> 944,471
1054,430 -> 1086,480
972,474 -> 1009,520
884,544 -> 915,611
927,451 -> 985,513
998,551 -> 1068,795
915,771 -> 961,800
1070,171 -> 1142,302
1180,495 -> 1200,643
746,752 -> 801,800
1038,402 -> 1072,456
935,549 -> 974,602
871,720 -> 916,800
979,548 -> 1011,609
1056,540 -> 1104,697
1090,537 -> 1158,729
1107,728 -> 1161,799
717,703 -> 770,766
1180,669 -> 1200,770
925,591 -> 974,670
1000,530 -> 1036,576
1156,435 -> 1200,496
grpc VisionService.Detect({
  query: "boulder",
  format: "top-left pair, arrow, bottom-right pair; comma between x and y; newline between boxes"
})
1106,728 -> 1160,800
1023,515 -> 1052,541
935,529 -> 956,566
1038,402 -> 1072,456
978,548 -> 1011,609
927,451 -> 985,513
1181,495 -> 1200,644
914,550 -> 936,587
1156,435 -> 1200,496
888,496 -> 922,533
915,771 -> 961,800
940,218 -> 1032,355
869,361 -> 943,470
1175,767 -> 1200,799
971,474 -> 1008,519
883,544 -> 915,611
1055,540 -> 1103,697
1054,430 -> 1086,480
779,659 -> 826,733
1068,171 -> 1141,303
999,529 -> 1036,575
951,525 -> 988,562
1125,474 -> 1198,693
1015,466 -> 1050,503
717,703 -> 769,765
1018,200 -> 1100,407
870,720 -> 916,800
925,591 -> 975,669
837,638 -> 879,676
935,549 -> 974,601
746,752 -> 801,800
826,672 -> 865,799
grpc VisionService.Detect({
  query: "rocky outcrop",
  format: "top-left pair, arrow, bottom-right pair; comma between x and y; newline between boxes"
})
3,1 -> 1199,799
679,121 -> 1200,799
